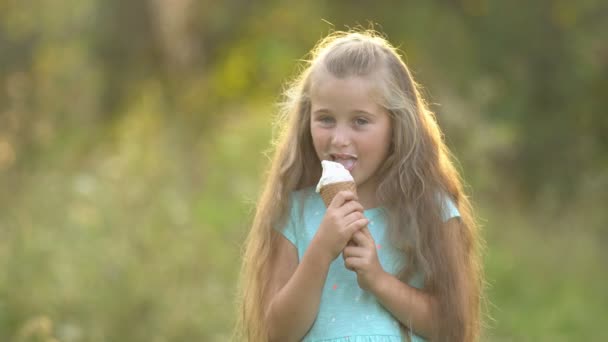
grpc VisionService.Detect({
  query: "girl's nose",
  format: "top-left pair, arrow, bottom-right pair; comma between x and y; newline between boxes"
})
330,125 -> 351,147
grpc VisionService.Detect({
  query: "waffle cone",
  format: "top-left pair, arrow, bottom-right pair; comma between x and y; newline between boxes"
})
319,181 -> 357,207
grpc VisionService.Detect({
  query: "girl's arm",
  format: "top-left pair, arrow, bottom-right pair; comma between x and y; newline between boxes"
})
374,218 -> 474,340
344,218 -> 470,338
264,234 -> 333,342
344,228 -> 435,338
371,270 -> 436,338
265,191 -> 368,341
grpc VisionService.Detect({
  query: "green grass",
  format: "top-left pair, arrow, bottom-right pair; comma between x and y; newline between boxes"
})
481,202 -> 607,341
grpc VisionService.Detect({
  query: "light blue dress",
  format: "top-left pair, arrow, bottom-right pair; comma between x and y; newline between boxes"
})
277,187 -> 460,342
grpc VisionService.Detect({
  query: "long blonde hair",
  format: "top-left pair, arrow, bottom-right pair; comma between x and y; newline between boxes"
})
235,30 -> 484,342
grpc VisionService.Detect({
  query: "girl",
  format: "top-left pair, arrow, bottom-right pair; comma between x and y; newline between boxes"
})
236,30 -> 483,342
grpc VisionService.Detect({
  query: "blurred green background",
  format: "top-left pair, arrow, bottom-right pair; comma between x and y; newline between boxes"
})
1,0 -> 607,341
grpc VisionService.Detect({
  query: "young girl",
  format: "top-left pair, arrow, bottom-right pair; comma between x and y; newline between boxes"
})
236,30 -> 483,342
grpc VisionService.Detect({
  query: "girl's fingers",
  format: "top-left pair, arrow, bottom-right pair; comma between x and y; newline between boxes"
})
328,191 -> 357,209
343,211 -> 364,226
338,200 -> 364,216
351,230 -> 373,248
346,218 -> 368,235
344,256 -> 363,271
342,245 -> 365,258
361,226 -> 373,239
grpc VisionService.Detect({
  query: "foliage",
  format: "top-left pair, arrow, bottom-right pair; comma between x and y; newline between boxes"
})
0,0 -> 606,341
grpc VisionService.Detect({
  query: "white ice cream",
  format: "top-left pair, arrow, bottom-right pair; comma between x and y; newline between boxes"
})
315,160 -> 354,192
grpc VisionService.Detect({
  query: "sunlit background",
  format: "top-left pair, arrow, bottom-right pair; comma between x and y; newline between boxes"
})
1,1 -> 607,341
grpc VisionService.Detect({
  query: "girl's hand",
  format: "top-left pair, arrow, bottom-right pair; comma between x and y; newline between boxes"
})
342,227 -> 385,292
314,191 -> 369,261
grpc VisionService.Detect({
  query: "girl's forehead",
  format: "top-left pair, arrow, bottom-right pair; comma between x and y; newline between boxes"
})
310,72 -> 385,108
310,76 -> 385,115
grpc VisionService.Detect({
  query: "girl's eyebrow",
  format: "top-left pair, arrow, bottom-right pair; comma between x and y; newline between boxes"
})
352,109 -> 377,117
313,108 -> 377,117
312,108 -> 331,115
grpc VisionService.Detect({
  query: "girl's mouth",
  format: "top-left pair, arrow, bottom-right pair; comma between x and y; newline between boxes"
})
330,153 -> 357,172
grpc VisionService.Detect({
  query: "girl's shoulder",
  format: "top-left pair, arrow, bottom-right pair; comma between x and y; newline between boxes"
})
291,186 -> 317,205
438,192 -> 460,221
289,186 -> 324,217
292,186 -> 315,198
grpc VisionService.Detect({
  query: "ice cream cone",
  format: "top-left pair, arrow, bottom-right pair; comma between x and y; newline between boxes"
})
319,181 -> 357,207
316,161 -> 365,246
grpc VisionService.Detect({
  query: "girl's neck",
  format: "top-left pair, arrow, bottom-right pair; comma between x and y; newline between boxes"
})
356,180 -> 380,210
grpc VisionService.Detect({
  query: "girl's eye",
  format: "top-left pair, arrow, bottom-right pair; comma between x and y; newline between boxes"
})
355,118 -> 369,126
318,116 -> 334,124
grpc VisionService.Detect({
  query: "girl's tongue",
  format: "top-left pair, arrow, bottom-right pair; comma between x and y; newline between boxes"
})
335,158 -> 356,172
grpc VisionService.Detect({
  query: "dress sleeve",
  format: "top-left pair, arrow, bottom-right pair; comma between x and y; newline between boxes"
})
441,195 -> 461,222
275,193 -> 298,246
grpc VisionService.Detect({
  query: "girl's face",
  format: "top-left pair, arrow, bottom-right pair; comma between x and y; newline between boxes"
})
310,72 -> 392,202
